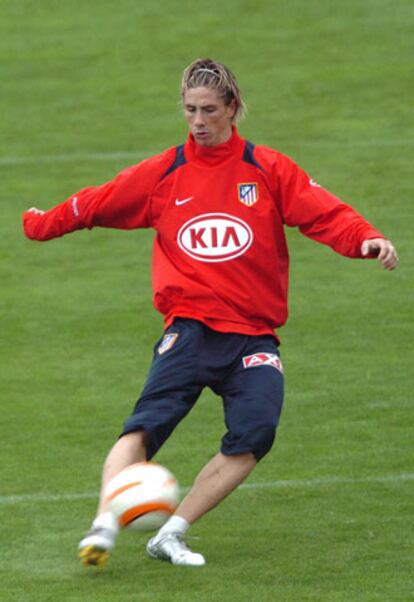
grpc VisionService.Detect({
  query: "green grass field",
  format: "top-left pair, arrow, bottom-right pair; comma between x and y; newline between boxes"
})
1,1 -> 413,600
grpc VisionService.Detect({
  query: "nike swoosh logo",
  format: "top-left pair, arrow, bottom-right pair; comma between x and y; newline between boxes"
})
175,196 -> 194,206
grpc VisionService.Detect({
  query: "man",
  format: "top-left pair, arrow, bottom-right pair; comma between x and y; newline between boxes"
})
23,58 -> 398,569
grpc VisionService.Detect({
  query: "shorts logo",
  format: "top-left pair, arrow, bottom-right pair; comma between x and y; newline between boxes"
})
158,333 -> 178,355
243,353 -> 283,373
238,183 -> 258,207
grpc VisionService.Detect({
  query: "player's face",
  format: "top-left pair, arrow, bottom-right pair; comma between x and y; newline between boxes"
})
183,87 -> 236,147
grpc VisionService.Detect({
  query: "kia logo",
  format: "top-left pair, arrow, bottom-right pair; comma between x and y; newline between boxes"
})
177,213 -> 253,262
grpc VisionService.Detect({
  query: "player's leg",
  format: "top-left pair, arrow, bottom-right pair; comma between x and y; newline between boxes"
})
78,431 -> 148,568
147,334 -> 284,567
97,430 -> 148,515
146,451 -> 256,566
79,319 -> 203,568
173,450 -> 256,523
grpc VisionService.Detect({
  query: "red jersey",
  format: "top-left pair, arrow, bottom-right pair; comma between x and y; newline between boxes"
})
23,128 -> 383,338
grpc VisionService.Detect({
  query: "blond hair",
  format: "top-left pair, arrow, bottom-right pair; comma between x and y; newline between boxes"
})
181,58 -> 247,123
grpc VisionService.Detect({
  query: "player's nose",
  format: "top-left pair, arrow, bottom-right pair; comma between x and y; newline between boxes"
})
193,110 -> 205,127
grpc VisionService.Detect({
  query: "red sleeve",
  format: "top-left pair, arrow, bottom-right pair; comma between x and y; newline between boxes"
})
22,151 -> 173,241
275,154 -> 384,258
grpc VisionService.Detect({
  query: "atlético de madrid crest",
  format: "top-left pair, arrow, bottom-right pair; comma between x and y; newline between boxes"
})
238,183 -> 258,207
158,333 -> 178,355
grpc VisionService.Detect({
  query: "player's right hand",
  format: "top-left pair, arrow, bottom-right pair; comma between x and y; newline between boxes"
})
27,207 -> 45,215
23,207 -> 46,240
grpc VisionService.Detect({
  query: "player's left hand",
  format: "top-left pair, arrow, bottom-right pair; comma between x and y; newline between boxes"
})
361,238 -> 398,271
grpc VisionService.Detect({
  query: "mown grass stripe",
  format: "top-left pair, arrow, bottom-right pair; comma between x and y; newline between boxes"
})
1,139 -> 413,166
1,472 -> 412,506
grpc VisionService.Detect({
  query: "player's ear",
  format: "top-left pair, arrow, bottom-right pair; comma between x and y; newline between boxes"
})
228,98 -> 237,121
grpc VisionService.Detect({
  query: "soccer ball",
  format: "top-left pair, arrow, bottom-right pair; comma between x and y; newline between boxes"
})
104,462 -> 180,531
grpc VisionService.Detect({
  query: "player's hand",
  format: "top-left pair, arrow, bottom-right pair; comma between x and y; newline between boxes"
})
361,238 -> 398,271
26,207 -> 45,215
23,207 -> 46,240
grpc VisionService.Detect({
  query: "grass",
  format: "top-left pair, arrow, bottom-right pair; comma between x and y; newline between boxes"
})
1,1 -> 413,600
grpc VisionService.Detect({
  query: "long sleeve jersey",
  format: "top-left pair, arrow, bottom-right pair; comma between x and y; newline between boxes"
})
23,128 -> 383,338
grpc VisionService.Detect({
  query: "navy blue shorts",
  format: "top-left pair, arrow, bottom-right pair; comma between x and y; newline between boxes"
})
122,318 -> 284,461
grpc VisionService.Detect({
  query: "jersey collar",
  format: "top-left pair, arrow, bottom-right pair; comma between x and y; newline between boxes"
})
185,127 -> 245,166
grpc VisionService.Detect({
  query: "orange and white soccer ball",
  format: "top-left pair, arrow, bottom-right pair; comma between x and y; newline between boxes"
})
104,462 -> 180,531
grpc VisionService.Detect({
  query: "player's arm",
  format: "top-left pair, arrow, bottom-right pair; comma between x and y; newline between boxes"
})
276,155 -> 398,270
22,159 -> 160,241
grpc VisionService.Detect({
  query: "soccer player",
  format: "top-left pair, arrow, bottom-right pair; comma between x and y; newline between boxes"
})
23,58 -> 398,569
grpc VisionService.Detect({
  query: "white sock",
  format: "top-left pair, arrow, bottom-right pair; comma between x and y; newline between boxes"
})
156,515 -> 190,539
93,511 -> 119,534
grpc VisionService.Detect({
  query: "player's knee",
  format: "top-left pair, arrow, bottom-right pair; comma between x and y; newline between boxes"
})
222,421 -> 277,461
250,422 -> 277,460
113,429 -> 148,462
